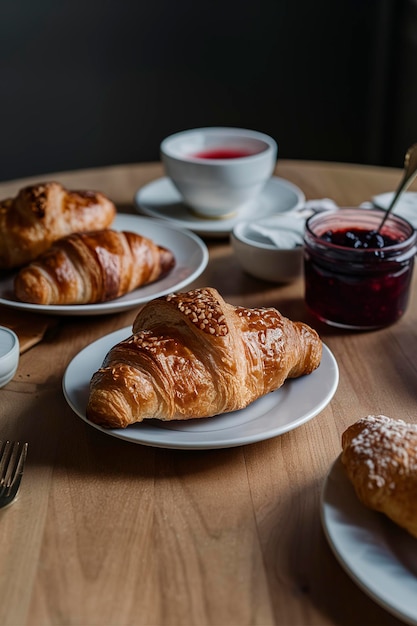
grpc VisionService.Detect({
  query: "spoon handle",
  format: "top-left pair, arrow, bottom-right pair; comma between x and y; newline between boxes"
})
377,143 -> 417,232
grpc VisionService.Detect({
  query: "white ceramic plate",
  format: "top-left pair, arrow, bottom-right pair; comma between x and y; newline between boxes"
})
321,455 -> 417,625
372,191 -> 417,228
134,176 -> 306,237
62,327 -> 338,449
0,215 -> 208,316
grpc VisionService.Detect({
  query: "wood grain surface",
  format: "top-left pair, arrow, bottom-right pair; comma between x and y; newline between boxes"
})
0,160 -> 415,626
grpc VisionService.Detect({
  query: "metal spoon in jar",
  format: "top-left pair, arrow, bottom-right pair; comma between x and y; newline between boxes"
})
377,143 -> 417,232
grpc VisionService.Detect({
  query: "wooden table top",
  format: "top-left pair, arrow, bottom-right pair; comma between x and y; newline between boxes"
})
1,159 -> 416,626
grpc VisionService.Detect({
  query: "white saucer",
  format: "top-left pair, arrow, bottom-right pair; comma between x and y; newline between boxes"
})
134,176 -> 306,237
321,455 -> 417,625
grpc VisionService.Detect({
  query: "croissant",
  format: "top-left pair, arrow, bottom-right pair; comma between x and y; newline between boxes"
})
0,181 -> 116,269
86,287 -> 323,428
341,415 -> 417,538
14,229 -> 175,305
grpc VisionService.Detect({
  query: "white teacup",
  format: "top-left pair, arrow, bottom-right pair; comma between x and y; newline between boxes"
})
160,127 -> 278,219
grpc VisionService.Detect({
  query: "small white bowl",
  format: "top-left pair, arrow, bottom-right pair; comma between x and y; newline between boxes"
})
160,127 -> 277,219
231,217 -> 304,283
0,326 -> 19,388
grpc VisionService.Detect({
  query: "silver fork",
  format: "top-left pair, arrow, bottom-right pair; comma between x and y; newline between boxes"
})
0,441 -> 28,508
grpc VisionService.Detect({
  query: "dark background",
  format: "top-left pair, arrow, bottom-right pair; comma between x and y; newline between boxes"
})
1,0 -> 416,182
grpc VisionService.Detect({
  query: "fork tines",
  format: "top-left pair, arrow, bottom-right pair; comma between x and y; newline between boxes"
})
0,441 -> 28,507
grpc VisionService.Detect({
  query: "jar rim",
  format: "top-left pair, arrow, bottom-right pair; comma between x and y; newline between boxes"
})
305,207 -> 416,252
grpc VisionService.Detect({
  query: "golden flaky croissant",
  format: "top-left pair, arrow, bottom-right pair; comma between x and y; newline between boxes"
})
0,181 -> 116,269
14,229 -> 175,305
342,415 -> 417,538
86,287 -> 322,428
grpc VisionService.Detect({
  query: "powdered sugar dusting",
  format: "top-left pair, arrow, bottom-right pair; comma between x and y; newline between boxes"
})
343,414 -> 417,490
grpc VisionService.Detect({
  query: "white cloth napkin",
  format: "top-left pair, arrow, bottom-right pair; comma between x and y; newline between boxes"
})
368,192 -> 417,227
293,197 -> 339,217
245,198 -> 338,249
246,193 -> 417,250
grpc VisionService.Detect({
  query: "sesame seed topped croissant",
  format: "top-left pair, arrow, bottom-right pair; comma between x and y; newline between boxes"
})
86,287 -> 322,428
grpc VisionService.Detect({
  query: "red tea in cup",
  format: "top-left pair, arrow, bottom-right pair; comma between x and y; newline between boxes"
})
191,147 -> 260,159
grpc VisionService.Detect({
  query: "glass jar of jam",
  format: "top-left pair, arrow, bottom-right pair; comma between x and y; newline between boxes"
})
304,208 -> 417,329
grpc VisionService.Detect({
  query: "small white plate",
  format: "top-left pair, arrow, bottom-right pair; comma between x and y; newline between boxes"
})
134,176 -> 306,237
0,214 -> 208,316
321,455 -> 417,625
62,327 -> 338,449
372,192 -> 417,228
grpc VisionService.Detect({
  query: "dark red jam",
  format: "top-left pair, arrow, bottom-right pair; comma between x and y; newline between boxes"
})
191,147 -> 258,159
304,213 -> 416,329
320,227 -> 397,250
